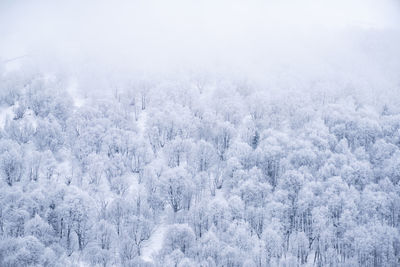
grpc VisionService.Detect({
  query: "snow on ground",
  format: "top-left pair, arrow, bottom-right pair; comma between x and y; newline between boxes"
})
141,222 -> 167,263
0,104 -> 14,129
136,109 -> 147,137
130,109 -> 165,263
22,108 -> 37,129
67,78 -> 85,108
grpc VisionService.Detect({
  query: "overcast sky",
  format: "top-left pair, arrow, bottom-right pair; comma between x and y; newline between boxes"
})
1,0 -> 399,98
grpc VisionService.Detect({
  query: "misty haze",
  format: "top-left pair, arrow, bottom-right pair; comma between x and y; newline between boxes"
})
1,0 -> 400,266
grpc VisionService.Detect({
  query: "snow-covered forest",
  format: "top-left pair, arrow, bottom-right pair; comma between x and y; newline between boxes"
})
1,1 -> 400,266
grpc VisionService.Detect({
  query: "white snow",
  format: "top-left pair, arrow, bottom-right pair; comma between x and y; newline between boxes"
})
141,222 -> 167,263
0,104 -> 14,129
136,111 -> 147,137
67,78 -> 85,108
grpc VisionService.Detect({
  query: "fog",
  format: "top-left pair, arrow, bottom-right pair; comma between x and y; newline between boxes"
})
1,0 -> 400,99
2,2 -> 400,266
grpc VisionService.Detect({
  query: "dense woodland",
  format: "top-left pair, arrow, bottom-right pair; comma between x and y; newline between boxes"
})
0,68 -> 400,267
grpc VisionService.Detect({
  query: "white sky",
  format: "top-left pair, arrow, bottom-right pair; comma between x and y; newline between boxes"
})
0,0 -> 399,96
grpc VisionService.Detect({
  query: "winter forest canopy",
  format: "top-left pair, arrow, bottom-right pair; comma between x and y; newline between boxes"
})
1,0 -> 400,266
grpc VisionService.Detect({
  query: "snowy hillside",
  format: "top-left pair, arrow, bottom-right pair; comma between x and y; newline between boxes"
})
0,72 -> 400,266
1,0 -> 400,266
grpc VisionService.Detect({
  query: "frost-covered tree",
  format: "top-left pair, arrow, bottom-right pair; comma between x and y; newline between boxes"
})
0,67 -> 399,266
0,140 -> 24,186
